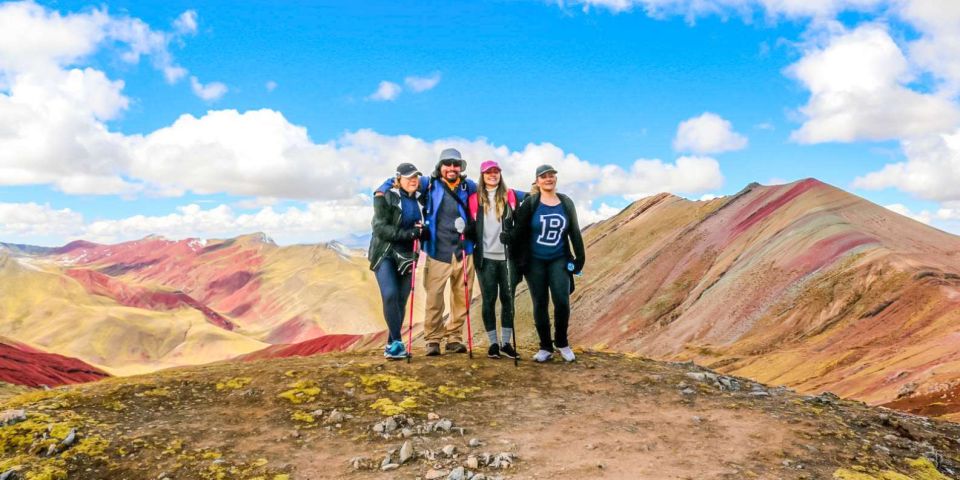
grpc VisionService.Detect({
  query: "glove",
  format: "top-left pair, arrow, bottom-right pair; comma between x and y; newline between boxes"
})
418,227 -> 430,242
402,228 -> 419,241
499,231 -> 512,246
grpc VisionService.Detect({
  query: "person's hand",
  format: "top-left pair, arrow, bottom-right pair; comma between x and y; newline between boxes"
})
416,223 -> 430,241
573,257 -> 584,275
499,231 -> 512,246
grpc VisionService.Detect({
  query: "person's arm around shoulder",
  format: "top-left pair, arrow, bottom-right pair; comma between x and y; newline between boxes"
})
561,194 -> 586,274
372,193 -> 417,242
374,175 -> 430,196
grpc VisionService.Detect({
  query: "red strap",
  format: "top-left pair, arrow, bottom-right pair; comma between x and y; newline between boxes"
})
471,190 -> 517,220
468,193 -> 479,221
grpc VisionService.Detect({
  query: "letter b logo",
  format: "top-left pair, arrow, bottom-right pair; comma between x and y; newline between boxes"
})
537,214 -> 566,247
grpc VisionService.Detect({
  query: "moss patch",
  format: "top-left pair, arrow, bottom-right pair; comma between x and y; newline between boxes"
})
216,377 -> 253,391
277,380 -> 321,404
369,396 -> 418,415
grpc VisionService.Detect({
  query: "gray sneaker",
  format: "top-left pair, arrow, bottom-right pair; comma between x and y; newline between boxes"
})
533,350 -> 553,363
559,346 -> 576,362
425,343 -> 441,357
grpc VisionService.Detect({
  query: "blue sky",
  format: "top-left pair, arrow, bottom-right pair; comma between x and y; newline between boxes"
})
1,0 -> 958,245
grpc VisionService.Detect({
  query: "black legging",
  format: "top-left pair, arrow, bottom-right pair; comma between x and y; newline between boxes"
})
477,259 -> 514,334
526,256 -> 570,351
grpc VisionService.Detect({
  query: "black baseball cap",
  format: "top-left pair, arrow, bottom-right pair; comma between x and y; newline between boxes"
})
396,163 -> 421,178
535,164 -> 557,177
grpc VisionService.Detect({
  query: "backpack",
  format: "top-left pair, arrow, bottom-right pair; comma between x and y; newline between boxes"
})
468,189 -> 517,221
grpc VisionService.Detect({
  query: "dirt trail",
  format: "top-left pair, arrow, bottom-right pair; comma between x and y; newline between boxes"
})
2,350 -> 959,479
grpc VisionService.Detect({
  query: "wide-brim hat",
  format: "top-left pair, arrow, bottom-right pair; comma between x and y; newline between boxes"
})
437,148 -> 467,170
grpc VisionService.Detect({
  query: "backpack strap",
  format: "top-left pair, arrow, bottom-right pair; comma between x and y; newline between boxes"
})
468,193 -> 479,221
507,189 -> 517,210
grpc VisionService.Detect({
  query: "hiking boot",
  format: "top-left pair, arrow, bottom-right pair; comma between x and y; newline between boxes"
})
500,343 -> 519,360
446,342 -> 468,354
487,343 -> 501,359
559,346 -> 576,362
425,343 -> 441,357
533,349 -> 553,363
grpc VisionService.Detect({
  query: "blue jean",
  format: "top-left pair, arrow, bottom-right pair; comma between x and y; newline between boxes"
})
375,257 -> 413,343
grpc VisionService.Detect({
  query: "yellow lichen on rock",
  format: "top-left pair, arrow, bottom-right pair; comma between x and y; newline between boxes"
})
359,374 -> 424,394
369,396 -> 418,415
291,410 -> 316,423
906,458 -> 951,480
436,385 -> 481,399
216,377 -> 253,391
277,380 -> 321,404
141,387 -> 171,397
833,458 -> 950,480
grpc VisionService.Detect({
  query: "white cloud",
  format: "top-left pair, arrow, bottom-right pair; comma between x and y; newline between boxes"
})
0,1 -> 107,74
130,109 -> 355,200
673,112 -> 748,154
0,68 -> 137,195
367,80 -> 402,101
898,0 -> 960,97
404,72 -> 442,92
597,156 -> 724,199
854,129 -> 960,202
189,76 -> 227,101
883,203 -> 933,224
265,80 -> 278,92
83,197 -> 374,244
0,202 -> 85,237
787,23 -> 960,143
0,198 -> 374,246
172,10 -> 198,36
565,0 -> 884,19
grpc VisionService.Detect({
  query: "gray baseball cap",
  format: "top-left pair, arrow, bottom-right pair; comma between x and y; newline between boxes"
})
535,164 -> 557,177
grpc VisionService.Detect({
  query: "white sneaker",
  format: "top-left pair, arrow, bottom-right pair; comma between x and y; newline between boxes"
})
533,350 -> 553,363
559,346 -> 576,362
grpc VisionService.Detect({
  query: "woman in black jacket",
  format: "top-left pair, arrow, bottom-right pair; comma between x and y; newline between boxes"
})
368,163 -> 426,360
510,164 -> 585,363
467,160 -> 526,360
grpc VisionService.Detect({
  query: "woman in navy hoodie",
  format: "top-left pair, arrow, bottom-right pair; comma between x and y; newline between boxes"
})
368,163 -> 426,360
510,164 -> 585,363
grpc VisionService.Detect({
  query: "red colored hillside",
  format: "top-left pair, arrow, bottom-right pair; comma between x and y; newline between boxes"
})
0,337 -> 109,387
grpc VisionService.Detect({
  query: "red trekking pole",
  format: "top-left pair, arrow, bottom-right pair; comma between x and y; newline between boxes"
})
455,218 -> 474,359
406,238 -> 419,363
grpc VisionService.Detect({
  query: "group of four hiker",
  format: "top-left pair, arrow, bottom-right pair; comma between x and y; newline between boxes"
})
368,148 -> 586,363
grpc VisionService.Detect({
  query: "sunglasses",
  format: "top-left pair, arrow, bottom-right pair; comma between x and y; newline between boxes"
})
440,160 -> 461,167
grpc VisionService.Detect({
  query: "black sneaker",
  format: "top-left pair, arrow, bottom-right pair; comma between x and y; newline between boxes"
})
446,342 -> 468,354
500,343 -> 519,359
425,343 -> 441,357
487,343 -> 501,359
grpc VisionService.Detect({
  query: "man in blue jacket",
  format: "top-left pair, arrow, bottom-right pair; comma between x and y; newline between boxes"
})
376,148 -> 478,356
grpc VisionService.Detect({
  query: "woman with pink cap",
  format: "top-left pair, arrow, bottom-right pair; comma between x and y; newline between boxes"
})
467,160 -> 526,359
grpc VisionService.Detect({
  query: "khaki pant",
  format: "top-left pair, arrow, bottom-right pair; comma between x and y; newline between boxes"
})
423,253 -> 475,344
